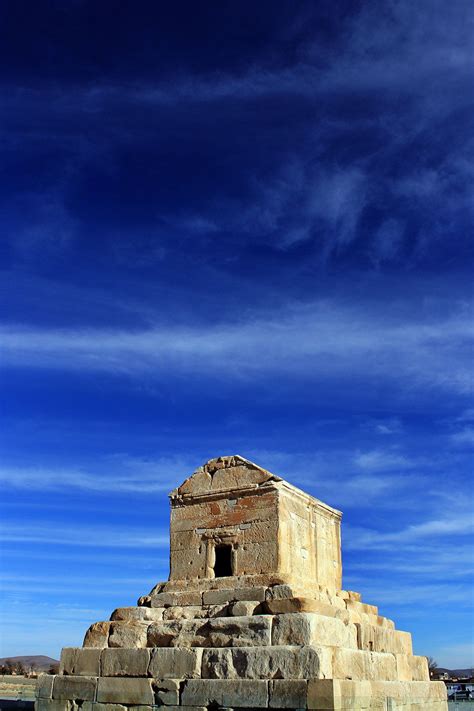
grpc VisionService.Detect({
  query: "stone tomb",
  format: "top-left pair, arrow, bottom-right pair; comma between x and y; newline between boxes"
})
36,455 -> 448,710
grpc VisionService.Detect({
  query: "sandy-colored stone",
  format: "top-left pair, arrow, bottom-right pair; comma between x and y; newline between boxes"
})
101,648 -> 150,677
332,648 -> 398,681
270,679 -> 307,708
110,607 -> 164,622
83,621 -> 111,648
265,596 -> 345,618
152,678 -> 180,705
82,704 -> 127,711
229,600 -> 260,616
147,615 -> 272,648
37,674 -> 55,699
181,678 -> 269,707
202,645 -> 331,680
149,647 -> 203,679
202,587 -> 266,605
108,621 -> 148,648
356,623 -> 413,655
96,678 -> 154,705
395,654 -> 429,682
36,700 -> 71,711
272,612 -> 357,649
163,605 -> 205,621
53,675 -> 97,701
60,648 -> 101,676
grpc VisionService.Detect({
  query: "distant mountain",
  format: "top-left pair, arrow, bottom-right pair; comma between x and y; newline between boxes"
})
437,667 -> 474,678
0,656 -> 59,671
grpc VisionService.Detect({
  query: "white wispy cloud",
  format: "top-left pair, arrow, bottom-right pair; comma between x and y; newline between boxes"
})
345,512 -> 474,551
354,449 -> 413,472
2,454 -> 194,493
0,523 -> 169,549
451,427 -> 474,446
1,300 -> 472,393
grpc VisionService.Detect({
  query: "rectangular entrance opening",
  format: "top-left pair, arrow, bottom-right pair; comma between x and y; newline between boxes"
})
214,544 -> 233,577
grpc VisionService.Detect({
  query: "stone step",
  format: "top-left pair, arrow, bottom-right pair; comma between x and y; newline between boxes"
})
84,612 -> 410,657
61,645 -> 430,683
307,678 -> 448,710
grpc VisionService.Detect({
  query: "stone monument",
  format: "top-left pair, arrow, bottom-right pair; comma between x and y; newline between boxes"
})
36,455 -> 448,710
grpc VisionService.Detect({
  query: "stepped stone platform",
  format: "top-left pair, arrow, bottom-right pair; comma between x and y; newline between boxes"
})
36,455 -> 447,710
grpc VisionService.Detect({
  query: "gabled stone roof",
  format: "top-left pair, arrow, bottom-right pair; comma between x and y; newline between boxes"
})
169,455 -> 282,498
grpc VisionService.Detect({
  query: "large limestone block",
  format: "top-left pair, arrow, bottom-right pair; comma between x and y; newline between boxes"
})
82,704 -> 127,711
83,621 -> 111,648
60,648 -> 101,676
153,679 -> 180,705
201,645 -> 332,680
96,678 -> 154,705
108,621 -> 148,648
148,647 -> 203,679
101,648 -> 150,677
151,591 -> 202,607
229,600 -> 261,617
36,700 -> 71,711
307,678 -> 447,710
163,605 -> 213,621
111,607 -> 164,622
272,612 -> 357,649
307,678 -> 373,710
52,675 -> 97,701
265,596 -> 349,621
269,679 -> 307,708
356,623 -> 412,655
147,615 -> 272,648
346,600 -> 378,616
37,674 -> 55,699
203,586 -> 267,605
395,654 -> 429,682
181,679 -> 269,708
332,648 -> 398,681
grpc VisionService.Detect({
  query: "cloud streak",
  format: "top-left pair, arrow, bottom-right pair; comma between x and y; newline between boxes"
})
1,300 -> 472,393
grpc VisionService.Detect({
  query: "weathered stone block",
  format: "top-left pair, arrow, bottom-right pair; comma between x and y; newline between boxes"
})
110,607 -> 164,622
37,673 -> 55,699
82,704 -> 127,711
346,600 -> 378,616
395,654 -> 429,682
173,591 -> 203,606
201,645 -> 331,680
96,677 -> 154,705
60,648 -> 101,676
152,678 -> 180,705
36,700 -> 71,711
333,648 -> 398,681
229,600 -> 260,617
270,679 -> 307,708
163,605 -> 203,621
52,675 -> 97,701
149,647 -> 203,679
355,623 -> 413,655
265,597 -> 342,618
101,648 -> 150,677
202,586 -> 266,605
150,591 -> 175,606
272,612 -> 357,649
147,615 -> 272,648
83,621 -> 111,648
108,621 -> 148,648
181,679 -> 269,708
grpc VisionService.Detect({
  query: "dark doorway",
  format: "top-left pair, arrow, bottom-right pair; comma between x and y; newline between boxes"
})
214,544 -> 233,577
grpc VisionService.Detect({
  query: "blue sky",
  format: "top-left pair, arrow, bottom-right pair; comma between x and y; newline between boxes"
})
0,0 -> 473,669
